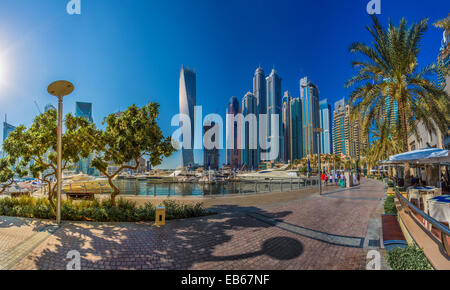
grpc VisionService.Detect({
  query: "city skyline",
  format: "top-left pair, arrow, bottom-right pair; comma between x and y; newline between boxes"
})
0,1 -> 446,169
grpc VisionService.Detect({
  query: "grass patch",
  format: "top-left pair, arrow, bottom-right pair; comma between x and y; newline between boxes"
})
0,196 -> 212,222
387,245 -> 433,270
384,195 -> 397,215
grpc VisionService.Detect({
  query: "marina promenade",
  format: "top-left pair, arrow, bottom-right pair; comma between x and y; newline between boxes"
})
0,179 -> 386,270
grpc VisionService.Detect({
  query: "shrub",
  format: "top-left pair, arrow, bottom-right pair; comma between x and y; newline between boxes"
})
387,245 -> 433,270
0,196 -> 211,222
384,195 -> 397,215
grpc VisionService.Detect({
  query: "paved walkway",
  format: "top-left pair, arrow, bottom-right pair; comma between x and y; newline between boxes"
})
0,179 -> 387,270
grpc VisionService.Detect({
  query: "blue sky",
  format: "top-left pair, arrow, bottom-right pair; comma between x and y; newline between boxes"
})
0,0 -> 447,169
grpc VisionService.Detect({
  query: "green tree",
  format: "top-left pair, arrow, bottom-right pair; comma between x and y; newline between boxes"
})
91,103 -> 175,206
3,110 -> 98,208
434,13 -> 450,32
366,121 -> 402,173
346,16 -> 450,153
0,157 -> 29,194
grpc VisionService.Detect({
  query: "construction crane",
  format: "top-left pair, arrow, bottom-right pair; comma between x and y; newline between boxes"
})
34,101 -> 42,114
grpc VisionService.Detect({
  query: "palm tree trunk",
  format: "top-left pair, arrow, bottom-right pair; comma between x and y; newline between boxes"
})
398,99 -> 411,186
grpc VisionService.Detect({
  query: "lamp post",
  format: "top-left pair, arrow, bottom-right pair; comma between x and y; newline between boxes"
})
47,81 -> 74,225
313,128 -> 324,195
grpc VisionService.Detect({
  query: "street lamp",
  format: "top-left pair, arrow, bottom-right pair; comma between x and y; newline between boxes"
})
47,81 -> 74,225
313,128 -> 324,195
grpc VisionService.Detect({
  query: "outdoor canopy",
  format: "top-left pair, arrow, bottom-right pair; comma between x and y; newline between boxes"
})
383,147 -> 450,165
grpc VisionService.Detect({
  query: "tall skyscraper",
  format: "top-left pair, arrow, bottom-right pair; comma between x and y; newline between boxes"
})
75,102 -> 93,123
332,98 -> 347,156
179,66 -> 196,168
3,116 -> 16,142
332,98 -> 365,159
301,77 -> 320,156
226,96 -> 242,169
282,91 -> 292,162
319,99 -> 332,154
242,92 -> 258,170
253,66 -> 266,115
75,102 -> 98,176
253,67 -> 267,162
290,97 -> 303,161
203,122 -> 219,170
266,69 -> 282,161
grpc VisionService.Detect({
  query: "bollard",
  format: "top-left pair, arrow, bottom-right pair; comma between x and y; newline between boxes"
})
155,206 -> 166,227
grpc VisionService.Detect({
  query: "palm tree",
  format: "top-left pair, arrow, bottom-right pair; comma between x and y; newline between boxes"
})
346,16 -> 450,153
366,120 -> 403,176
434,13 -> 450,32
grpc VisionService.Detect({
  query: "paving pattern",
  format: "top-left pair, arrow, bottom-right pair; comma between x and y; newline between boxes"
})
0,179 -> 386,270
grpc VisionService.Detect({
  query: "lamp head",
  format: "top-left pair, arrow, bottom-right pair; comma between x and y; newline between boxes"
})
47,81 -> 74,97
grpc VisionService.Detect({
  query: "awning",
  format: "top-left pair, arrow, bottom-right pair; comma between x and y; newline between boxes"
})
385,148 -> 450,165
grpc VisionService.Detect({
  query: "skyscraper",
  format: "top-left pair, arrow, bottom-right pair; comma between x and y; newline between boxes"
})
179,66 -> 196,168
266,69 -> 282,161
3,116 -> 16,142
253,66 -> 266,115
242,92 -> 259,170
203,122 -> 219,170
75,102 -> 93,123
301,77 -> 320,156
226,96 -> 242,169
332,98 -> 365,159
319,99 -> 332,154
290,97 -> 303,161
75,102 -> 98,176
253,67 -> 267,162
282,91 -> 291,162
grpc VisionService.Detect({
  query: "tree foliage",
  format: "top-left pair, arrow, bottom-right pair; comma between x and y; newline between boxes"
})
91,103 -> 175,205
2,109 -> 99,207
346,15 -> 450,153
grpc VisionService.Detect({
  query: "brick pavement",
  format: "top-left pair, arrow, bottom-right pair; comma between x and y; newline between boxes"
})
2,178 -> 386,270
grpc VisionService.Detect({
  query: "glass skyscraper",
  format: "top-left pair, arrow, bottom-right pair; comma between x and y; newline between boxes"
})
203,122 -> 219,170
319,99 -> 332,154
75,102 -> 98,176
290,97 -> 303,161
179,66 -> 196,168
301,77 -> 320,156
226,96 -> 242,169
282,91 -> 291,162
242,92 -> 259,170
3,118 -> 16,142
266,69 -> 282,161
75,102 -> 93,123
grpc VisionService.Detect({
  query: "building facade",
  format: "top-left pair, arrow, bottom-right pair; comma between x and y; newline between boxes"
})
179,66 -> 196,168
203,122 -> 219,170
332,98 -> 348,156
75,102 -> 98,176
282,91 -> 291,162
3,117 -> 15,142
319,99 -> 332,154
242,92 -> 259,170
290,97 -> 303,161
301,77 -> 320,156
266,69 -> 282,161
438,25 -> 450,149
226,96 -> 242,169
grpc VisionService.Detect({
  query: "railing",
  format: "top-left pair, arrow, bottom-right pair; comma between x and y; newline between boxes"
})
116,177 -> 322,196
395,188 -> 450,256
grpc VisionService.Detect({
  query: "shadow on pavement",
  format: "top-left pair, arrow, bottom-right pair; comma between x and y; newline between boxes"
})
23,205 -> 301,270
